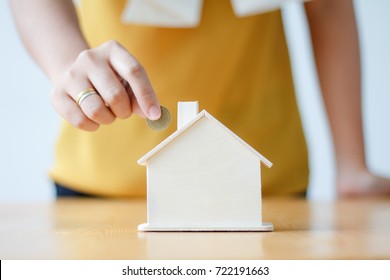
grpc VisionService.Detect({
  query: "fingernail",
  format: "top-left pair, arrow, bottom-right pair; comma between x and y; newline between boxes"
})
148,105 -> 161,120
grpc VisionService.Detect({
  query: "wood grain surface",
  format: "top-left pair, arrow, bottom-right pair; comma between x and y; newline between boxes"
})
1,197 -> 389,259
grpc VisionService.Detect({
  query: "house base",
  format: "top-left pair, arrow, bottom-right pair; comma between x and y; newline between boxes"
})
138,222 -> 274,232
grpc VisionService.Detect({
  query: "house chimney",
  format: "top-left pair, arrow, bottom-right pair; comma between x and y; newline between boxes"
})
177,101 -> 199,130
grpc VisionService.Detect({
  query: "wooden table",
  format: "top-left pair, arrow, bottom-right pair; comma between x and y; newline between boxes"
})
1,198 -> 389,259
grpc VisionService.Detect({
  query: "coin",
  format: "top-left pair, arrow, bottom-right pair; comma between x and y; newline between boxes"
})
146,106 -> 171,131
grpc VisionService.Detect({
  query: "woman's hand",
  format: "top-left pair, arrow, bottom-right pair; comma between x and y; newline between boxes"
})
337,169 -> 390,197
51,40 -> 161,131
11,1 -> 160,131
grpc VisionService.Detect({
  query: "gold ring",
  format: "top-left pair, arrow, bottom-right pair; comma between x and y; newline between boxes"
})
76,88 -> 97,106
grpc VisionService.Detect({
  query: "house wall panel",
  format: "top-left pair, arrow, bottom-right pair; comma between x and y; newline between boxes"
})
146,118 -> 262,227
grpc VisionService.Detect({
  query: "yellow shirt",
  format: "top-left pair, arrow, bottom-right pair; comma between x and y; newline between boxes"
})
50,0 -> 309,197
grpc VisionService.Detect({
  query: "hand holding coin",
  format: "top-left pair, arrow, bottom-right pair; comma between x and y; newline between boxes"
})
146,106 -> 171,131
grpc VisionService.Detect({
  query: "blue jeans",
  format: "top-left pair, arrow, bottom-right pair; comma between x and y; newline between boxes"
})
54,182 -> 95,198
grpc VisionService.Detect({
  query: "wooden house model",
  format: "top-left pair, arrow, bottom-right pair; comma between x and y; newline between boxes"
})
138,102 -> 273,231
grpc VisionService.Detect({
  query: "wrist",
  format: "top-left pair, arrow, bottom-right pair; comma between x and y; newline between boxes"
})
337,162 -> 367,177
336,162 -> 371,196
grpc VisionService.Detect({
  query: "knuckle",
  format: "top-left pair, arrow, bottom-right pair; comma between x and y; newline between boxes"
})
116,107 -> 132,120
101,40 -> 121,52
138,89 -> 155,101
106,39 -> 120,49
73,115 -> 92,130
120,109 -> 133,119
89,106 -> 115,125
59,101 -> 74,120
105,86 -> 125,105
64,67 -> 80,82
128,63 -> 144,78
87,104 -> 105,121
104,116 -> 116,124
77,49 -> 97,66
78,49 -> 93,61
50,89 -> 59,105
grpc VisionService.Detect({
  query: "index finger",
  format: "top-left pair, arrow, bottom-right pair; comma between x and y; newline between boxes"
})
108,42 -> 161,120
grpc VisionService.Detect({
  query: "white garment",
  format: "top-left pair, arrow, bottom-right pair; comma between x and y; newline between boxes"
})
121,0 -> 310,28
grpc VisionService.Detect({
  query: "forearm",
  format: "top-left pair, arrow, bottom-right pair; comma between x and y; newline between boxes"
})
305,0 -> 366,174
10,0 -> 88,82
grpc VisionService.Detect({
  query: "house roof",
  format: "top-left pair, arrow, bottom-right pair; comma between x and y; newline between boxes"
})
138,110 -> 273,167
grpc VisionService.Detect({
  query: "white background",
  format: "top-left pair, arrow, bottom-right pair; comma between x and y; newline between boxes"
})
2,260 -> 389,279
0,0 -> 389,202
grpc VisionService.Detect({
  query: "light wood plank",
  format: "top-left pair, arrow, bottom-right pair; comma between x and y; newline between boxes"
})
1,197 -> 390,259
